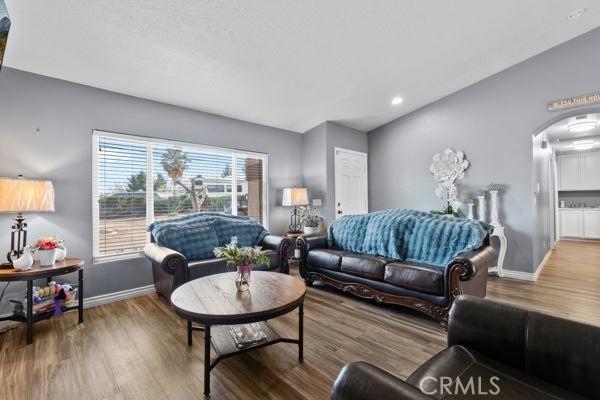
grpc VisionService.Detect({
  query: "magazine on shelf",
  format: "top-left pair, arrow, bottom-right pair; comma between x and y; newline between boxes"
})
11,288 -> 78,316
229,323 -> 268,349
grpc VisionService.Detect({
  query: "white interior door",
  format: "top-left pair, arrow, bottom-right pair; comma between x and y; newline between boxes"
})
334,147 -> 368,219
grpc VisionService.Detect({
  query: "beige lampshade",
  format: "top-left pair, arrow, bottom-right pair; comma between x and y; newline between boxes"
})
282,187 -> 308,207
0,177 -> 55,213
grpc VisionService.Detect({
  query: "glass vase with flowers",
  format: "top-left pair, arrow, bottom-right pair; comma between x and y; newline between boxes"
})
213,241 -> 270,292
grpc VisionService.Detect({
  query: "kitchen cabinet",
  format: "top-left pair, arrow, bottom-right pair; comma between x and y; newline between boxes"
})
559,209 -> 583,237
558,151 -> 600,190
559,209 -> 600,239
558,154 -> 581,190
581,152 -> 600,190
583,210 -> 600,239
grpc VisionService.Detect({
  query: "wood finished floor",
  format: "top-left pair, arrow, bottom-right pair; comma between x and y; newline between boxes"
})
1,239 -> 599,399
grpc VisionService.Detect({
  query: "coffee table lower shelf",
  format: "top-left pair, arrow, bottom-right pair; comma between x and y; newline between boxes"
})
211,322 -> 291,361
189,311 -> 304,397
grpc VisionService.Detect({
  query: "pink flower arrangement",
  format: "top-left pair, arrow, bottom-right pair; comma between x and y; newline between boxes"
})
33,236 -> 63,251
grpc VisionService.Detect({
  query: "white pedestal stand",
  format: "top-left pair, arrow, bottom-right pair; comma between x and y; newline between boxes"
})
466,202 -> 474,219
489,226 -> 507,277
487,190 -> 507,278
477,195 -> 486,221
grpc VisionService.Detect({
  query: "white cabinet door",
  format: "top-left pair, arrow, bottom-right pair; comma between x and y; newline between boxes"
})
583,210 -> 600,239
581,152 -> 600,190
558,154 -> 580,190
559,210 -> 583,237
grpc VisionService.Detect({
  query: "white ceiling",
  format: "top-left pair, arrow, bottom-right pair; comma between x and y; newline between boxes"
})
4,1 -> 600,133
545,113 -> 600,151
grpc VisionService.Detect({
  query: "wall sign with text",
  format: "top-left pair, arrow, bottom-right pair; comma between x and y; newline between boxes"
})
547,92 -> 600,111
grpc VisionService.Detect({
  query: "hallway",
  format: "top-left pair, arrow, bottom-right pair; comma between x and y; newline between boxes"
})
487,239 -> 600,326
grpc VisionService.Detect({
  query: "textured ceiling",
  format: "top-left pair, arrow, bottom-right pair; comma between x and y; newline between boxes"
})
4,1 -> 600,133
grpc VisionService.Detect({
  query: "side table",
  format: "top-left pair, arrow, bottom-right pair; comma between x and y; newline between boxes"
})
0,258 -> 84,344
284,231 -> 304,259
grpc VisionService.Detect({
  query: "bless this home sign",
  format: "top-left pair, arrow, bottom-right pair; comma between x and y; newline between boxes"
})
547,92 -> 600,111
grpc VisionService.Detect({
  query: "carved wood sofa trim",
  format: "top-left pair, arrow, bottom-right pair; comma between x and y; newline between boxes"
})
298,236 -> 470,327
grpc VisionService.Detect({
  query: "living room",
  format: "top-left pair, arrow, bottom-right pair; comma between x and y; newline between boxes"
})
0,2 -> 599,399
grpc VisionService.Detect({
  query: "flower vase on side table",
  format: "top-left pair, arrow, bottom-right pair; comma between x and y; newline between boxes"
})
38,249 -> 57,266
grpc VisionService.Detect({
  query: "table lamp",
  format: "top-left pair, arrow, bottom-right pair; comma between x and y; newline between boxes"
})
0,175 -> 55,263
282,187 -> 308,233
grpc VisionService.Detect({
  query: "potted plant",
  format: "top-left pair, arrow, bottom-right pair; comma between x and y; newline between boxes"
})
300,206 -> 323,234
32,236 -> 63,266
432,182 -> 460,217
213,242 -> 270,291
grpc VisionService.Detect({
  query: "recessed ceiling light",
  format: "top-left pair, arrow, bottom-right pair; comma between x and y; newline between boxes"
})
572,139 -> 595,150
568,120 -> 598,133
391,97 -> 403,105
568,8 -> 586,20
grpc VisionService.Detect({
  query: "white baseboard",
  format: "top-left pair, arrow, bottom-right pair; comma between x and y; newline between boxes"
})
84,284 -> 156,309
500,270 -> 538,281
0,285 -> 156,333
500,248 -> 552,282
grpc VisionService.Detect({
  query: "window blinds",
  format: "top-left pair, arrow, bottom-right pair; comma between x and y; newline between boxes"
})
93,132 -> 268,260
95,136 -> 149,257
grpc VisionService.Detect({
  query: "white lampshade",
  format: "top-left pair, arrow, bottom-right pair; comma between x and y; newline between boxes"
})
282,187 -> 308,207
0,177 -> 55,213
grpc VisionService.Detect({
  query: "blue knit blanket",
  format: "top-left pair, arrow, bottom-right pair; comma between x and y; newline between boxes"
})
148,212 -> 269,260
328,209 -> 492,267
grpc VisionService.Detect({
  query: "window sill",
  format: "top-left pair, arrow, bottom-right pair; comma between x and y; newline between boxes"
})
93,252 -> 145,265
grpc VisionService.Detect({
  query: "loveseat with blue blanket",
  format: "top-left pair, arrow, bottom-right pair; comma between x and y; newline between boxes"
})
298,209 -> 499,326
144,213 -> 292,304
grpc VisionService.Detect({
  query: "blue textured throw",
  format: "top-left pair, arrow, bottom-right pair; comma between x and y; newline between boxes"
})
328,209 -> 492,267
148,212 -> 269,260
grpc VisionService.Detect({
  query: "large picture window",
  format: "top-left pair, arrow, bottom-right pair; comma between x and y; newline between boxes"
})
92,131 -> 268,261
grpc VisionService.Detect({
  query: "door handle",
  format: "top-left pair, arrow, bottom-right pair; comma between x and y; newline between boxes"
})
337,210 -> 343,214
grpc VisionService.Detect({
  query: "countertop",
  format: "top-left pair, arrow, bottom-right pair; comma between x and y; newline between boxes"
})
559,207 -> 600,211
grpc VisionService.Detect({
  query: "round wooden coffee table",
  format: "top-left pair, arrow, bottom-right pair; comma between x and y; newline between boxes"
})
171,271 -> 306,397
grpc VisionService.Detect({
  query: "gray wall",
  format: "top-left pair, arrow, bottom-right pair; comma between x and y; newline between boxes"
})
532,131 -> 554,265
301,122 -> 328,221
368,27 -> 600,273
0,67 -> 302,306
301,121 -> 367,224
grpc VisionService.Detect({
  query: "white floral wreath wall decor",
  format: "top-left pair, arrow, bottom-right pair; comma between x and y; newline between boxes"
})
429,148 -> 469,214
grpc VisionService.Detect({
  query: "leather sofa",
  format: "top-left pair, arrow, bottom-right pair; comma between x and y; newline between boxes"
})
298,234 -> 498,326
144,234 -> 292,303
331,295 -> 600,400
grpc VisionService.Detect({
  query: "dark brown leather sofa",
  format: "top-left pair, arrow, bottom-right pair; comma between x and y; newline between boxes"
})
144,234 -> 292,303
298,234 -> 498,325
331,295 -> 600,400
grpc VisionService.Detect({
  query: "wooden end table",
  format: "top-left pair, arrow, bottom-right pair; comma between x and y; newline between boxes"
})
171,271 -> 306,397
0,258 -> 84,345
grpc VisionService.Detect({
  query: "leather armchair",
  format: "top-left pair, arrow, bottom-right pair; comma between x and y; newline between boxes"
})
260,235 -> 293,274
332,362 -> 432,400
144,241 -> 189,302
331,295 -> 600,400
145,234 -> 292,304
